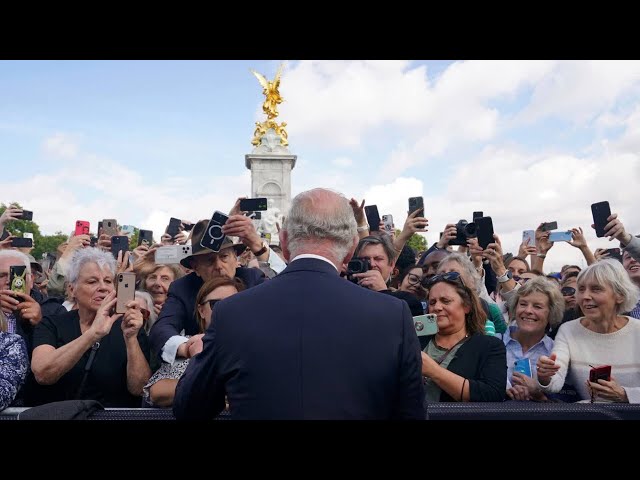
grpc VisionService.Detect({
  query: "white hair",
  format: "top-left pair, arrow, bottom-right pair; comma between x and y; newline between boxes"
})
67,247 -> 117,286
437,252 -> 481,293
577,259 -> 640,314
0,250 -> 31,274
283,188 -> 357,261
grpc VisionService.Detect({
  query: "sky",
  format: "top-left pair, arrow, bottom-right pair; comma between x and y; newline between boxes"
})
1,59 -> 639,272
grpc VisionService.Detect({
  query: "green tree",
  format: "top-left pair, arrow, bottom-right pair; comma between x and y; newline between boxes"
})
33,232 -> 69,260
395,229 -> 427,253
129,228 -> 140,251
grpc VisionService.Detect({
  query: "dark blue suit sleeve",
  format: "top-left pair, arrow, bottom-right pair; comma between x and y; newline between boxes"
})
469,336 -> 507,402
149,283 -> 189,360
393,301 -> 426,420
173,308 -> 227,420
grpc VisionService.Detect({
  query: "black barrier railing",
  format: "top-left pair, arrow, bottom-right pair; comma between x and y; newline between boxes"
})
3,403 -> 640,420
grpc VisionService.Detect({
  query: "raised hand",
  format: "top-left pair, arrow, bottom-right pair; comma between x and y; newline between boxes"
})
88,291 -> 120,340
536,353 -> 560,385
349,198 -> 367,227
567,227 -> 588,249
437,224 -> 457,249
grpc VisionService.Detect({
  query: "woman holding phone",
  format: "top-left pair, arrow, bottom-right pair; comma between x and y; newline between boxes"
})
537,260 -> 640,403
31,248 -> 151,406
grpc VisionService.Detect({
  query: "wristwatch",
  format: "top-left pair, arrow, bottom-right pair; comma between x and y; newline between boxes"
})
252,242 -> 269,257
357,224 -> 370,233
496,270 -> 513,283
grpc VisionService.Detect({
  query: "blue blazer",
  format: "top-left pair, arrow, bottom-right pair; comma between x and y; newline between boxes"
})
173,258 -> 425,420
149,268 -> 266,359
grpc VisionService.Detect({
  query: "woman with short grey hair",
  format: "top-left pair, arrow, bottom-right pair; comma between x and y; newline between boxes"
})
31,247 -> 151,406
537,260 -> 640,403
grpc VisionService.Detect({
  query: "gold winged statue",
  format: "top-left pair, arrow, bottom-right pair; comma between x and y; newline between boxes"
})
251,64 -> 283,119
250,64 -> 288,147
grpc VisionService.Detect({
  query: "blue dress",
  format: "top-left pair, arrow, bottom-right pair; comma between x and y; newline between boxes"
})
0,332 -> 28,410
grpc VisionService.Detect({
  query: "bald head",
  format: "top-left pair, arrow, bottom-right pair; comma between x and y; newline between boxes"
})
282,188 -> 357,265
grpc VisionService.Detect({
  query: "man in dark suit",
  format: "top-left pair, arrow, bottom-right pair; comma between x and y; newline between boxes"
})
149,217 -> 266,364
173,188 -> 425,420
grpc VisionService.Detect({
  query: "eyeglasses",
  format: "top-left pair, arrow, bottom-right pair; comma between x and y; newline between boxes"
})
561,287 -> 576,296
201,298 -> 223,310
406,273 -> 423,286
423,271 -> 464,289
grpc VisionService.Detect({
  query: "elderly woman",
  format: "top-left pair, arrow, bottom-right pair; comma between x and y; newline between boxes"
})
420,272 -> 507,402
140,263 -> 184,317
504,277 -> 564,401
0,312 -> 28,410
31,248 -> 151,407
143,276 -> 244,407
436,252 -> 507,335
537,260 -> 640,403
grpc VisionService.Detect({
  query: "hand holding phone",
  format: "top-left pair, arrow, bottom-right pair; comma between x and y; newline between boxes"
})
11,238 -> 33,248
548,231 -> 573,242
475,216 -> 494,250
540,221 -> 558,232
9,266 -> 28,295
116,272 -> 136,314
513,358 -> 532,377
589,365 -> 611,383
19,210 -> 33,221
364,205 -> 381,232
75,220 -> 90,236
413,313 -> 438,336
591,201 -> 612,238
408,197 -> 424,216
239,198 -> 268,212
200,211 -> 229,251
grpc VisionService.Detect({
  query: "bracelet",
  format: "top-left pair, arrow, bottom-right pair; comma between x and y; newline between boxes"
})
536,253 -> 546,258
357,225 -> 370,233
252,243 -> 268,256
460,377 -> 467,402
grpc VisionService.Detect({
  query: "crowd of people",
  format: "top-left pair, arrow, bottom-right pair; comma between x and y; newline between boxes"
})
1,192 -> 639,419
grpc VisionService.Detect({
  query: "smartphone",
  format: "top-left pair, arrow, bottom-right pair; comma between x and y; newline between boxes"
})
97,221 -> 103,234
240,197 -> 268,212
102,219 -> 119,237
364,205 -> 381,232
522,230 -> 535,247
116,272 -> 136,314
23,233 -> 34,241
591,201 -> 611,238
9,265 -> 28,295
604,247 -> 623,262
110,235 -> 129,259
11,238 -> 33,248
19,210 -> 33,221
155,245 -> 192,264
475,216 -> 495,250
75,220 -> 90,236
408,197 -> 424,216
513,358 -> 532,377
248,211 -> 262,220
200,211 -> 229,251
90,236 -> 98,247
413,313 -> 438,337
549,231 -> 573,242
541,221 -> 558,232
589,365 -> 611,383
472,211 -> 484,220
166,217 -> 182,238
382,214 -> 394,233
138,229 -> 153,247
121,225 -> 135,237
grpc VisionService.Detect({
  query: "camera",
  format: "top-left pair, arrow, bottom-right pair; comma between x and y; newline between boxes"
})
449,219 -> 477,246
346,257 -> 370,283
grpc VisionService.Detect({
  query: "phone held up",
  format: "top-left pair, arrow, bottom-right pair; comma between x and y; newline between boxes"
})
75,220 -> 90,236
116,272 -> 136,314
589,365 -> 611,383
138,229 -> 153,247
381,214 -> 394,233
200,211 -> 229,251
19,209 -> 33,221
413,314 -> 438,337
591,201 -> 611,238
239,197 -> 268,212
522,230 -> 535,246
11,238 -> 33,248
548,231 -> 573,243
364,205 -> 381,232
408,197 -> 424,216
9,265 -> 28,295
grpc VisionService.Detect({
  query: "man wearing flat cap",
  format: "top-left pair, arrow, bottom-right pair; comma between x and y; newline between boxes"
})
149,215 -> 267,364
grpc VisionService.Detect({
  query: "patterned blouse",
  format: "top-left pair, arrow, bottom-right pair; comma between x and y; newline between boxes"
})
142,358 -> 190,407
0,332 -> 28,410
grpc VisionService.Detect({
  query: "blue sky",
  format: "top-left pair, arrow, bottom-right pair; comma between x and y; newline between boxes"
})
1,60 -> 639,272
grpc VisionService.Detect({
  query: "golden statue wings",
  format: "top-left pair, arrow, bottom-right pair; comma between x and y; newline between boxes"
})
251,64 -> 283,120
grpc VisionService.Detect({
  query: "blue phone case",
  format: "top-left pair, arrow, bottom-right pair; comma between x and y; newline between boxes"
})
514,358 -> 532,377
549,231 -> 572,242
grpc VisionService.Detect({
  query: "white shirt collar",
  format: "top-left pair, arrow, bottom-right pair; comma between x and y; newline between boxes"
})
291,254 -> 339,272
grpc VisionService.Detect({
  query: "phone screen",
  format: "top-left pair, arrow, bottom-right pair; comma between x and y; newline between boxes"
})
549,231 -> 573,242
240,198 -> 268,212
9,265 -> 28,295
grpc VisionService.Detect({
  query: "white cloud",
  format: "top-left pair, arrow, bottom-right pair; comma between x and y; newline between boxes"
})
332,156 -> 353,168
42,133 -> 80,159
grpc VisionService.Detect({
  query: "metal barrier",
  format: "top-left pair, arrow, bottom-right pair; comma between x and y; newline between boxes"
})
3,403 -> 640,420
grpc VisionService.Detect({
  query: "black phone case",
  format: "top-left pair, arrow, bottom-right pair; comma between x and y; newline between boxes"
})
591,202 -> 611,238
166,218 -> 181,238
20,210 -> 33,221
365,206 -> 381,231
138,229 -> 153,247
200,212 -> 229,251
11,238 -> 33,248
111,236 -> 129,259
408,197 -> 424,216
475,216 -> 494,250
240,198 -> 268,212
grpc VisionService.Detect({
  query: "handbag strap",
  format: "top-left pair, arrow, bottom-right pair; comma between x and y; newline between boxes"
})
75,341 -> 100,400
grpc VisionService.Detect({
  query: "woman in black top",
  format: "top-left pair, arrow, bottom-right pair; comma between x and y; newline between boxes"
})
31,248 -> 151,407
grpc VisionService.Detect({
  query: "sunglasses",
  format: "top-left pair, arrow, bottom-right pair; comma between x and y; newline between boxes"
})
561,287 -> 576,296
423,271 -> 464,289
201,298 -> 223,310
513,276 -> 532,284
